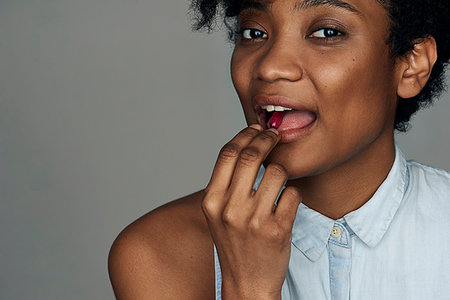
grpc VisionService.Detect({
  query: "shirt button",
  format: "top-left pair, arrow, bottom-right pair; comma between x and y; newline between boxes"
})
331,225 -> 342,238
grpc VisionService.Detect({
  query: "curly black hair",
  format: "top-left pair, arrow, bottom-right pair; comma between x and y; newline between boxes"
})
190,0 -> 450,132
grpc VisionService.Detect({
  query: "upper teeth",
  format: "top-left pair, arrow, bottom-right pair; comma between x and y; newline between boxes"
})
262,105 -> 292,112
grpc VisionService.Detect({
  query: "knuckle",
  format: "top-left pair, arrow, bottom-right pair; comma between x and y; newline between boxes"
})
248,216 -> 263,232
266,227 -> 283,241
221,207 -> 237,225
259,131 -> 277,143
201,190 -> 223,219
269,225 -> 293,244
239,146 -> 262,164
266,163 -> 288,178
242,129 -> 258,139
201,194 -> 221,218
218,142 -> 240,161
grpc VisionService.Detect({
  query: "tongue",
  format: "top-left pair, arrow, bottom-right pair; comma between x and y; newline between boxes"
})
267,110 -> 316,130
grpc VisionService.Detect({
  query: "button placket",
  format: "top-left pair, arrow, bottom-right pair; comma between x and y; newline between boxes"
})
328,221 -> 352,300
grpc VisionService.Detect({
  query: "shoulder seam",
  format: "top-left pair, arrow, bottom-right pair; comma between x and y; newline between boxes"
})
406,160 -> 450,178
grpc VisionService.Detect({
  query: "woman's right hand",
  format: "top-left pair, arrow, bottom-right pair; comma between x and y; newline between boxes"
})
201,124 -> 302,300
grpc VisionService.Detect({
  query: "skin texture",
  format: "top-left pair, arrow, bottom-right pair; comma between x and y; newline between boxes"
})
231,0 -> 400,219
108,0 -> 437,298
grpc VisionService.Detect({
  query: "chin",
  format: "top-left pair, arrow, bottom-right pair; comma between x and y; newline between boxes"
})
263,152 -> 317,180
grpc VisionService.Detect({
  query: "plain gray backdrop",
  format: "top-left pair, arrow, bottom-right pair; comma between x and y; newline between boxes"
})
0,1 -> 449,299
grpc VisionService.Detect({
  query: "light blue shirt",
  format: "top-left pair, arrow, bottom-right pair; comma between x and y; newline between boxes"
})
214,146 -> 450,299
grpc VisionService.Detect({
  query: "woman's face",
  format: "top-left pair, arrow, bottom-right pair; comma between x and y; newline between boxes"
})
231,0 -> 401,179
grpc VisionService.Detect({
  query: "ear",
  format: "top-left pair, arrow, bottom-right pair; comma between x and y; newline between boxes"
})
396,36 -> 438,99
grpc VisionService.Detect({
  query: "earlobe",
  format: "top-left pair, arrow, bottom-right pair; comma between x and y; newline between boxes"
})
397,36 -> 438,99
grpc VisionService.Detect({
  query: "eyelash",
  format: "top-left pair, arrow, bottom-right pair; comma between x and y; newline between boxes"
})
308,27 -> 344,40
237,27 -> 345,41
238,28 -> 268,40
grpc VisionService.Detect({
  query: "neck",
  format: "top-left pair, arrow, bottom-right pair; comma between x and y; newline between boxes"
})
287,137 -> 396,220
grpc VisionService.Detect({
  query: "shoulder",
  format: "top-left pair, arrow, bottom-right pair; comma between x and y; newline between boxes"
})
403,160 -> 450,221
406,160 -> 450,196
108,190 -> 215,300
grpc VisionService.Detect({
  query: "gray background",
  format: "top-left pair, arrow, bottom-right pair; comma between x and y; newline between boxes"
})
0,1 -> 448,299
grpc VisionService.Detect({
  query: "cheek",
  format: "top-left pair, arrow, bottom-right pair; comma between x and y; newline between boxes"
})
231,49 -> 255,116
230,50 -> 248,96
311,48 -> 397,151
315,48 -> 395,117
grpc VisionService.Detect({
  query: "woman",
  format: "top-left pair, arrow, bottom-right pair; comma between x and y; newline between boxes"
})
109,0 -> 450,298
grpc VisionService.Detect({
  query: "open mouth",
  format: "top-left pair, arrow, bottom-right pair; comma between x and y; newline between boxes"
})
263,105 -> 291,129
257,105 -> 317,131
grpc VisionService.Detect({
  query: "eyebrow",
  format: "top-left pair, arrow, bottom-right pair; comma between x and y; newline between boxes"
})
294,0 -> 360,15
238,0 -> 361,15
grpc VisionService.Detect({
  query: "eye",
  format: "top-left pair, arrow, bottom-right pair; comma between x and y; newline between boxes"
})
309,28 -> 343,39
241,28 -> 268,40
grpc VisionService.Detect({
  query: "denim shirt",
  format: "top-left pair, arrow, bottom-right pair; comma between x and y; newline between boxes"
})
214,146 -> 450,299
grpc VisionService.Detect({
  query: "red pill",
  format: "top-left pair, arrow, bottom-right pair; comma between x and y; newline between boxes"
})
267,111 -> 283,129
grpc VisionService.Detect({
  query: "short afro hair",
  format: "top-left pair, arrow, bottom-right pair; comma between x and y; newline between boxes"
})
190,0 -> 450,132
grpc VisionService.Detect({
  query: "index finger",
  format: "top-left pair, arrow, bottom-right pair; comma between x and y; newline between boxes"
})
206,124 -> 263,193
228,128 -> 280,197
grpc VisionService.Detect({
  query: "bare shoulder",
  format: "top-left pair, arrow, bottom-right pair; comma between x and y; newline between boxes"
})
108,190 -> 215,300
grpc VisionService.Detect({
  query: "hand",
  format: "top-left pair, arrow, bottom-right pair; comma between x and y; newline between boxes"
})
202,125 -> 302,299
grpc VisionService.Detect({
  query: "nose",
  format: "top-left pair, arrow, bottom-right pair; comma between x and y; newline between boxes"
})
255,39 -> 303,83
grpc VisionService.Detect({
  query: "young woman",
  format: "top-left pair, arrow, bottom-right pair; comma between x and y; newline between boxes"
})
109,0 -> 450,299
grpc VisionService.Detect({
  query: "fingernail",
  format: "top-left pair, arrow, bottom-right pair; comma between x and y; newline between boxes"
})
249,124 -> 263,131
267,128 -> 280,135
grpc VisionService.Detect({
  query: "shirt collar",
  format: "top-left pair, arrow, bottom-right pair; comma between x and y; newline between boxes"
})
344,145 -> 408,247
290,145 -> 409,261
291,204 -> 336,261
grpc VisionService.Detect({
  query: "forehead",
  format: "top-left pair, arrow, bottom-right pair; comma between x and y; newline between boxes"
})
237,0 -> 386,18
244,0 -> 358,10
